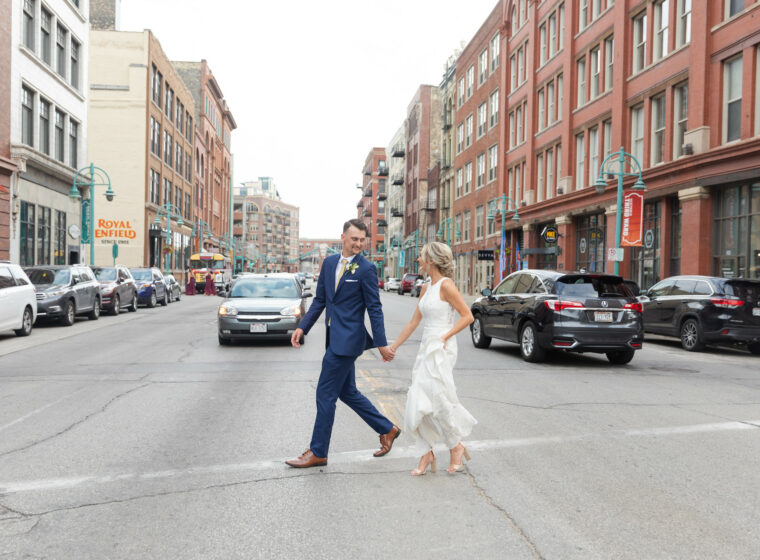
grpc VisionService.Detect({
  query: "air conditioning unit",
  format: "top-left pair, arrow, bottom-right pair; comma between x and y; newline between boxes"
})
557,187 -> 564,195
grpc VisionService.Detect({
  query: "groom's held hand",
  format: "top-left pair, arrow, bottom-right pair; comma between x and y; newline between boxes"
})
291,328 -> 304,348
379,346 -> 395,362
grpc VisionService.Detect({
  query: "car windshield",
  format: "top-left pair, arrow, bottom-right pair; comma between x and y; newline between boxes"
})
724,280 -> 760,301
131,269 -> 152,281
191,259 -> 226,270
27,268 -> 70,286
230,278 -> 300,299
92,267 -> 117,281
555,275 -> 633,298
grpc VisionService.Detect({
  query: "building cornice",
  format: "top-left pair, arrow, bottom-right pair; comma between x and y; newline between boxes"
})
10,145 -> 76,182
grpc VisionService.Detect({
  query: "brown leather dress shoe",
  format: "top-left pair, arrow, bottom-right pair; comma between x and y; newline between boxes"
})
373,425 -> 401,457
285,449 -> 327,468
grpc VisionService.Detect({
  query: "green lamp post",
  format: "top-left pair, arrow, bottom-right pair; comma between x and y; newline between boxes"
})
593,146 -> 646,275
153,203 -> 184,277
69,163 -> 115,266
192,218 -> 211,253
487,195 -> 521,281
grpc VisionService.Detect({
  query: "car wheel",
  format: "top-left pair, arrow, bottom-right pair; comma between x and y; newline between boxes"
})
218,335 -> 230,346
60,300 -> 75,326
606,350 -> 635,365
111,295 -> 120,316
14,306 -> 33,337
148,291 -> 157,308
471,314 -> 491,349
161,292 -> 168,306
680,318 -> 704,352
88,298 -> 101,320
398,288 -> 403,295
167,290 -> 173,303
520,322 -> 546,362
128,293 -> 138,312
747,342 -> 760,355
175,290 -> 181,301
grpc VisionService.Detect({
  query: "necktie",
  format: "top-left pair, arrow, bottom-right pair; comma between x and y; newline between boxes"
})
336,258 -> 348,289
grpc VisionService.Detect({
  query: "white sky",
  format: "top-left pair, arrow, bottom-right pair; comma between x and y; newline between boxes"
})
118,0 -> 501,238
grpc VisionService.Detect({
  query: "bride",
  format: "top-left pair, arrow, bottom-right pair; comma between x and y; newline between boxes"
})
390,242 -> 477,475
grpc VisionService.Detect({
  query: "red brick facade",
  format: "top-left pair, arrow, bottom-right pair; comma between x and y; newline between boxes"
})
356,147 -> 387,269
0,7 -> 16,260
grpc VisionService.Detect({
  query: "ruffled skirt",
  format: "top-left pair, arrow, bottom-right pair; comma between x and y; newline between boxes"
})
404,327 -> 477,451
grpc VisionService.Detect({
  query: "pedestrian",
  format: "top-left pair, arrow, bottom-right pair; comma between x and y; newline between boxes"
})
185,268 -> 196,296
204,271 -> 216,295
286,219 -> 400,468
389,242 -> 477,475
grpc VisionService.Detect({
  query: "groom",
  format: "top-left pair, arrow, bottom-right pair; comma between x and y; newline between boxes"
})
286,219 -> 401,468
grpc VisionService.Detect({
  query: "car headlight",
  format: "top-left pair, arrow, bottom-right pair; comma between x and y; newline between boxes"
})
42,290 -> 66,299
280,305 -> 302,317
101,283 -> 116,295
140,283 -> 152,289
218,305 -> 238,316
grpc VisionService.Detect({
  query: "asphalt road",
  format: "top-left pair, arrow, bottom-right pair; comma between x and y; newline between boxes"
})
0,284 -> 759,559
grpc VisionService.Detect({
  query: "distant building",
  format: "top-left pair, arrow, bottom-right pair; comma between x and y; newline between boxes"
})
298,238 -> 341,274
385,125 -> 406,279
356,148 -> 387,274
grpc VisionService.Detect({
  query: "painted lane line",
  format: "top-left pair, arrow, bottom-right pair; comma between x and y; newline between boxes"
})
0,388 -> 89,434
1,419 -> 758,496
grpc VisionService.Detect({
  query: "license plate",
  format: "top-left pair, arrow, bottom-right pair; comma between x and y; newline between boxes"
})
753,308 -> 760,317
594,311 -> 613,322
250,323 -> 267,333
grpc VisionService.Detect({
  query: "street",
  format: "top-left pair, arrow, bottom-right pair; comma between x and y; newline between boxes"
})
1,287 -> 759,559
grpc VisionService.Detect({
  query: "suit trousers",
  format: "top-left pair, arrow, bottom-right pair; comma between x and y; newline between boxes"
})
310,346 -> 393,458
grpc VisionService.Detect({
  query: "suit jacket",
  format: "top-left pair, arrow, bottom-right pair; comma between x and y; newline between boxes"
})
297,253 -> 387,357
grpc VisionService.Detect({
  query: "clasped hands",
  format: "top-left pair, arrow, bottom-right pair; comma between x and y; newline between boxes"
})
379,346 -> 395,362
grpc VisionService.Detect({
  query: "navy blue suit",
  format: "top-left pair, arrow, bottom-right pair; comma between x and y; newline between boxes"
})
297,252 -> 393,457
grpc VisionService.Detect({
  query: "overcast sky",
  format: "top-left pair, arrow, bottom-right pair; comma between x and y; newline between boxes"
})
118,0 -> 501,238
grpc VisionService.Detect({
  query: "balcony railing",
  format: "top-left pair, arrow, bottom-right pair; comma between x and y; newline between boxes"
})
391,144 -> 405,157
362,208 -> 372,217
391,173 -> 404,185
422,201 -> 437,211
377,166 -> 388,176
377,191 -> 387,200
377,219 -> 387,227
391,207 -> 403,218
357,200 -> 364,208
442,112 -> 453,130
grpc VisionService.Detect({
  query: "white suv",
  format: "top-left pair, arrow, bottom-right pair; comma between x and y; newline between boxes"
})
0,261 -> 37,336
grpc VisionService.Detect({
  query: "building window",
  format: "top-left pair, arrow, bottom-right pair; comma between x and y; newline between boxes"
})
677,0 -> 691,47
547,81 -> 555,125
724,56 -> 742,143
546,148 -> 554,198
589,126 -> 599,186
463,210 -> 471,243
55,109 -> 64,162
576,213 -> 606,272
165,85 -> 173,120
674,82 -> 689,157
654,0 -> 670,62
509,111 -> 515,148
630,202 -> 661,289
516,105 -> 523,145
39,99 -> 50,155
651,94 -> 666,165
575,133 -> 585,189
176,144 -> 182,172
455,214 -> 462,245
633,11 -> 647,74
557,74 -> 564,120
559,3 -> 565,47
488,144 -> 498,182
517,46 -> 525,84
23,0 -> 35,50
56,24 -> 67,78
631,104 -> 645,164
477,102 -> 486,137
579,0 -> 589,31
603,118 -> 613,159
489,90 -> 499,127
70,39 -> 80,89
40,9 -> 52,64
457,78 -> 465,107
476,153 -> 485,188
149,169 -> 159,204
37,206 -> 51,265
465,114 -> 473,147
475,205 -> 484,240
490,33 -> 500,72
464,162 -> 472,194
456,123 -> 463,154
577,56 -> 586,107
549,13 -> 557,57
21,87 -> 34,147
590,47 -> 600,99
604,36 -> 614,92
152,65 -> 162,106
456,168 -> 463,198
537,154 -> 544,202
538,89 -> 545,131
164,132 -> 173,167
479,49 -> 488,85
20,202 -> 35,266
510,55 -> 517,91
670,198 -> 681,275
725,0 -> 745,19
713,182 -> 760,278
55,210 -> 66,265
466,66 -> 474,98
69,120 -> 78,168
539,24 -> 547,66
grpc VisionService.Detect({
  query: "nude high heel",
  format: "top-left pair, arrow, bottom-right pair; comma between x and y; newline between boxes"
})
411,451 -> 436,476
447,443 -> 471,473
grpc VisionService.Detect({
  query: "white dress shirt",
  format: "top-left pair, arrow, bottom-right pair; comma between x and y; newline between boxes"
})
335,254 -> 356,288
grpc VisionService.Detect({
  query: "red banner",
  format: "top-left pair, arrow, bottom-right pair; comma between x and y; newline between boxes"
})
621,191 -> 644,247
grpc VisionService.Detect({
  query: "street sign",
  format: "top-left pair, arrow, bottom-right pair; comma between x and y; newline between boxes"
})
81,200 -> 91,243
607,247 -> 624,262
541,226 -> 559,244
621,191 -> 645,247
399,250 -> 405,267
478,249 -> 494,261
112,243 -> 118,266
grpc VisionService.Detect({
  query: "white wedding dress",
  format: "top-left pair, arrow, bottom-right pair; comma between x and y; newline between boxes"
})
404,277 -> 477,451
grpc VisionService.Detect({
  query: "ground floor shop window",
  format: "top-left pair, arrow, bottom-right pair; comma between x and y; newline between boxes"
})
54,210 -> 66,265
20,201 -> 35,266
670,197 -> 681,276
630,201 -> 661,290
576,214 -> 605,272
37,206 -> 51,265
713,182 -> 760,279
535,223 -> 557,270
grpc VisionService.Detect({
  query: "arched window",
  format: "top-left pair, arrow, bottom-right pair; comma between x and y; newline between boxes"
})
511,6 -> 518,34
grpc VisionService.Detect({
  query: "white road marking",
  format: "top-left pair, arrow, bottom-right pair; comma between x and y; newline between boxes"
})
0,388 -> 89,434
1,419 -> 758,495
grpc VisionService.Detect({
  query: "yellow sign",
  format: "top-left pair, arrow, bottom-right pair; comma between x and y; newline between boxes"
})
95,219 -> 137,239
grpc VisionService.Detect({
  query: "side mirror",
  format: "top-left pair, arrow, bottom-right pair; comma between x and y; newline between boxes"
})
303,291 -> 313,299
637,295 -> 649,303
481,288 -> 492,297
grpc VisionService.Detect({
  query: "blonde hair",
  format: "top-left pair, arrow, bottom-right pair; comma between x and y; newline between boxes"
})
421,242 -> 455,278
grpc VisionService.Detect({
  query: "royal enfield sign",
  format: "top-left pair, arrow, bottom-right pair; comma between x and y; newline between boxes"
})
621,191 -> 645,247
478,249 -> 495,261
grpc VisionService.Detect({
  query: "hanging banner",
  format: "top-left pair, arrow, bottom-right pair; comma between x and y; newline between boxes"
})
621,191 -> 644,247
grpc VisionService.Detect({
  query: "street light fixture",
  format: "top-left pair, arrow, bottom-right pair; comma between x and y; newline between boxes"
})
153,203 -> 184,277
69,163 -> 116,266
486,195 -> 520,282
593,146 -> 647,275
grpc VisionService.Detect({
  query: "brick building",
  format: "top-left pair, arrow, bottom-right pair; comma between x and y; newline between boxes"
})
385,125 -> 405,279
0,8 -> 16,260
298,237 -> 341,275
174,60 -> 236,254
356,147 -> 387,273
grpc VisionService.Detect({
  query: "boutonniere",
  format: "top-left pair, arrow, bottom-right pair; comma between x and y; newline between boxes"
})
346,262 -> 359,275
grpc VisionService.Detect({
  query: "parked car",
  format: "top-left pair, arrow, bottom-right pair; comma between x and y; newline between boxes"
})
470,270 -> 644,364
130,267 -> 169,308
412,277 -> 429,297
295,272 -> 306,286
217,273 -> 312,345
305,272 -> 314,280
378,279 -> 385,290
640,275 -> 760,354
25,265 -> 102,326
92,265 -> 138,315
164,274 -> 182,302
0,261 -> 36,337
399,273 -> 422,295
384,277 -> 400,292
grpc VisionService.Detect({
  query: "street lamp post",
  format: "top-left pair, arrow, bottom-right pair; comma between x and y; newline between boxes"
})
69,163 -> 115,266
436,217 -> 463,245
153,203 -> 184,277
192,218 -> 211,253
486,195 -> 521,281
403,229 -> 425,273
593,146 -> 647,275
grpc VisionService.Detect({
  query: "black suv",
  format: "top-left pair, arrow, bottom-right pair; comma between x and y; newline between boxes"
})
92,265 -> 138,315
25,265 -> 102,326
641,275 -> 760,353
471,270 -> 644,364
